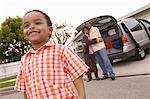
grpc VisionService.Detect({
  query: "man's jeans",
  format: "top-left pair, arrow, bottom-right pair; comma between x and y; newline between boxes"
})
95,48 -> 114,76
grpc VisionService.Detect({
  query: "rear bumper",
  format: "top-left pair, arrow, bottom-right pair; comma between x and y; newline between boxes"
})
108,49 -> 136,61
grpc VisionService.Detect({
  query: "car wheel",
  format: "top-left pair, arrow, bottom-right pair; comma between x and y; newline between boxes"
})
135,47 -> 146,60
146,48 -> 150,54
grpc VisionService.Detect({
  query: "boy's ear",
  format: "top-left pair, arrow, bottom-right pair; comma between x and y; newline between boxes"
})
49,26 -> 53,33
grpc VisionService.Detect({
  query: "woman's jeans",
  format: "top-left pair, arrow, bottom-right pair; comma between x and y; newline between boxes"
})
95,48 -> 114,76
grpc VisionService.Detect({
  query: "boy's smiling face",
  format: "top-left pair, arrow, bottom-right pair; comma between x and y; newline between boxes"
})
23,11 -> 52,47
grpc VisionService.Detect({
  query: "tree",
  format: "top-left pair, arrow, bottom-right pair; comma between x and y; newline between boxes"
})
0,17 -> 75,64
52,22 -> 75,45
0,16 -> 30,64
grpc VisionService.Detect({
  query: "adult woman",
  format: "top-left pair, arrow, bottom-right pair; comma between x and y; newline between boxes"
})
82,27 -> 100,82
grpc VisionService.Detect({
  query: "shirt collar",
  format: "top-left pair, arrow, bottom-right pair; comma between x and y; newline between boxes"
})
27,39 -> 56,54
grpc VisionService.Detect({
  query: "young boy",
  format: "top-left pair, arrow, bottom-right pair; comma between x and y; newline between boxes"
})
14,9 -> 89,99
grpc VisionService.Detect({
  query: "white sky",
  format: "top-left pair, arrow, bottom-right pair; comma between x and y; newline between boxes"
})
0,0 -> 150,28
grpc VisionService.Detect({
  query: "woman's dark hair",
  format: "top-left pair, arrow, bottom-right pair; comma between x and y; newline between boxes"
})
24,9 -> 52,26
82,28 -> 85,34
82,27 -> 89,34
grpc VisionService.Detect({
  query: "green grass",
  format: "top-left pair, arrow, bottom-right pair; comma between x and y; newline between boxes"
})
0,75 -> 17,82
0,81 -> 16,88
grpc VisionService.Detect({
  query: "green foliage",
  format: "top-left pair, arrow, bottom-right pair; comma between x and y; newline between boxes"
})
0,16 -> 30,64
0,75 -> 17,82
75,45 -> 83,51
0,81 -> 16,88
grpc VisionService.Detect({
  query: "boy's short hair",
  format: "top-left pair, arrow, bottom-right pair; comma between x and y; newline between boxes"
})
24,9 -> 52,26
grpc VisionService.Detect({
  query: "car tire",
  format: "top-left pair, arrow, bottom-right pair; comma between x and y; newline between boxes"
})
135,47 -> 146,60
146,48 -> 150,54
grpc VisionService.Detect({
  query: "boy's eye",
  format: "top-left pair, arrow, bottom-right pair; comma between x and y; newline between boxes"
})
35,21 -> 42,25
23,24 -> 29,28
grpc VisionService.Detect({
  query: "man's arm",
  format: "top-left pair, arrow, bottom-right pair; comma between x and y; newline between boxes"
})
82,35 -> 98,45
73,76 -> 86,99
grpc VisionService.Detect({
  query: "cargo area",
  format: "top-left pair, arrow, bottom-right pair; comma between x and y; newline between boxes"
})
86,16 -> 124,56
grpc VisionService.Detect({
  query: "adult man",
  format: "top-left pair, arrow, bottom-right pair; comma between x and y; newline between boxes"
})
84,21 -> 115,80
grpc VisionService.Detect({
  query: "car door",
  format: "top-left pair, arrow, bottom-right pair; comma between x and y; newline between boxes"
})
138,19 -> 150,38
124,19 -> 149,47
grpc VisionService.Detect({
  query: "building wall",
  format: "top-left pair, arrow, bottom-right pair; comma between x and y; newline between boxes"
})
128,8 -> 150,21
140,12 -> 150,21
119,4 -> 150,21
0,61 -> 20,78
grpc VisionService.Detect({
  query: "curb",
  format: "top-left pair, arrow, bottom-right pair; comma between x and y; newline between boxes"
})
0,86 -> 16,96
0,86 -> 14,92
116,73 -> 150,78
1,73 -> 150,94
83,73 -> 150,81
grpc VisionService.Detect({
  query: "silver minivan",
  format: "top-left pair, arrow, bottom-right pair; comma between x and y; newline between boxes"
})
116,18 -> 150,61
75,16 -> 150,63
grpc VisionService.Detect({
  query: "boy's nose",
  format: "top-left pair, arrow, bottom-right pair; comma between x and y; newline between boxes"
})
29,24 -> 35,29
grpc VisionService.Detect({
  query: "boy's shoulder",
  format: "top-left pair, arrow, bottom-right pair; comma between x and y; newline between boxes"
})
21,44 -> 68,57
20,52 -> 28,63
52,44 -> 66,50
50,44 -> 72,55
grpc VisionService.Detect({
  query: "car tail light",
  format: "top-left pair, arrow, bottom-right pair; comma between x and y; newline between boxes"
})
122,35 -> 128,45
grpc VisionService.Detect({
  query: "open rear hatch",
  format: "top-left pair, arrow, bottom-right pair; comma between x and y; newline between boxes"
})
76,15 -> 123,56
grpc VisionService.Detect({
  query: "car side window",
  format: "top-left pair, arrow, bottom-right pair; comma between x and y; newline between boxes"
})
121,23 -> 130,34
139,19 -> 150,31
121,23 -> 139,45
125,20 -> 142,32
139,20 -> 150,27
130,24 -> 142,32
